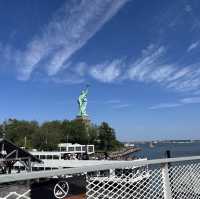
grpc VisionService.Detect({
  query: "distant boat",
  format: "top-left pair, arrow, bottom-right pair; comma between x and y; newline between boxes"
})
149,142 -> 156,148
124,143 -> 135,147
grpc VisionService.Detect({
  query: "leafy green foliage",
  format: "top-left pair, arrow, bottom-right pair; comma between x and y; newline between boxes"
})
98,122 -> 123,151
0,119 -> 122,151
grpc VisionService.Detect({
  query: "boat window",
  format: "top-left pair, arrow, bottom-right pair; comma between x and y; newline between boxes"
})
61,147 -> 66,151
40,155 -> 45,159
45,167 -> 51,170
76,147 -> 81,151
82,146 -> 86,151
87,171 -> 98,177
53,155 -> 59,160
61,154 -> 65,159
99,170 -> 110,177
88,146 -> 94,152
68,147 -> 74,151
47,155 -> 52,159
35,155 -> 39,159
32,167 -> 38,171
20,167 -> 25,171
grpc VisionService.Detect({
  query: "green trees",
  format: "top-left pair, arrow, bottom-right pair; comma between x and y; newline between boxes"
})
98,122 -> 123,151
32,121 -> 63,151
0,119 -> 122,151
3,119 -> 39,148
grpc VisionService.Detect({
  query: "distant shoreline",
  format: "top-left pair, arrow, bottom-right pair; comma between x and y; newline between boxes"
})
123,140 -> 200,145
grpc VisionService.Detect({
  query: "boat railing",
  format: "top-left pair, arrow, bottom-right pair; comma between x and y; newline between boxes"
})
1,156 -> 200,198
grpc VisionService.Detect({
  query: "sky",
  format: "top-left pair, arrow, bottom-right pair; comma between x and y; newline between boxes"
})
0,0 -> 200,141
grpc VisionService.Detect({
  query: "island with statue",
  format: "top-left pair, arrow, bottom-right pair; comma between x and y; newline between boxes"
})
0,85 -> 142,199
0,85 -> 141,160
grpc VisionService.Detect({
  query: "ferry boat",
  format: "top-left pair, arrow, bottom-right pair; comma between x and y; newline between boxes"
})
32,143 -> 95,160
13,143 -> 149,181
14,143 -> 95,171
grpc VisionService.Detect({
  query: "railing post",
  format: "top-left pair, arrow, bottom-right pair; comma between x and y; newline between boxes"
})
162,163 -> 172,199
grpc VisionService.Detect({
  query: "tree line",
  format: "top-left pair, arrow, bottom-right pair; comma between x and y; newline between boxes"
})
0,119 -> 123,151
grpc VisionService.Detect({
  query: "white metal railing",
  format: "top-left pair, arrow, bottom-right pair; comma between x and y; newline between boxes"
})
0,190 -> 30,199
0,156 -> 200,198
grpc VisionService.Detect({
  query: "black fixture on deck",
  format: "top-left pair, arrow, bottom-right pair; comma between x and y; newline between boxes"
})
0,138 -> 42,174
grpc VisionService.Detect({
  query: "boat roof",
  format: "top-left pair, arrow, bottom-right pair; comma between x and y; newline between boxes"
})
0,138 -> 42,163
22,158 -> 147,168
30,151 -> 62,155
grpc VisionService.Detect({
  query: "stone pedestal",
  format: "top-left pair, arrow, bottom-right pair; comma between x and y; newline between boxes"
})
74,115 -> 91,126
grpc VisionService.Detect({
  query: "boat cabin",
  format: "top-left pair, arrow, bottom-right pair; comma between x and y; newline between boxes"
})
30,143 -> 95,161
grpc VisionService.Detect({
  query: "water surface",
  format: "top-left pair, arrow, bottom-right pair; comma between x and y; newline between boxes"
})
133,142 -> 200,159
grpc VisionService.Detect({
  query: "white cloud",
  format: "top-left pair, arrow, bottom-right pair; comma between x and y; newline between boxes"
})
105,100 -> 121,104
180,97 -> 200,104
86,44 -> 200,93
104,99 -> 131,109
90,59 -> 123,83
127,45 -> 166,81
149,65 -> 176,83
125,45 -> 200,92
0,43 -> 19,69
193,90 -> 200,95
73,62 -> 87,77
52,74 -> 84,84
16,0 -> 129,80
187,41 -> 199,52
150,96 -> 200,110
185,4 -> 192,13
167,67 -> 191,81
113,104 -> 131,109
167,76 -> 200,92
149,103 -> 182,110
17,39 -> 48,80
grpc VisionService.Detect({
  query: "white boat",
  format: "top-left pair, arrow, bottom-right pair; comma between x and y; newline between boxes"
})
31,143 -> 95,160
14,143 -> 95,171
13,142 -> 149,184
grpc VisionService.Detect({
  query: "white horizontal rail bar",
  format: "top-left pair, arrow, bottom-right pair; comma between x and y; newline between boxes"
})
0,156 -> 200,183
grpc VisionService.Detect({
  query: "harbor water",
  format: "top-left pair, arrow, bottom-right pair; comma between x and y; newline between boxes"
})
134,142 -> 200,159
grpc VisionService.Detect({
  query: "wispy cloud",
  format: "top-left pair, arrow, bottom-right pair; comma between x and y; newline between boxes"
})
113,104 -> 131,109
105,99 -> 121,104
52,75 -> 85,85
150,103 -> 182,110
185,4 -> 192,13
87,99 -> 130,109
90,59 -> 124,83
180,97 -> 200,104
126,45 -> 200,92
187,41 -> 199,52
2,0 -> 200,96
150,96 -> 200,110
89,44 -> 200,93
127,45 -> 166,81
0,43 -> 18,69
102,99 -> 131,109
73,62 -> 87,77
15,0 -> 129,80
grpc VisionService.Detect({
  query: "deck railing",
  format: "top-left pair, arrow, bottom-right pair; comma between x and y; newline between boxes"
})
0,156 -> 200,198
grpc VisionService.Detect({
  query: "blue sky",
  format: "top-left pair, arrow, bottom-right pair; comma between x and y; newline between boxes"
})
0,0 -> 200,141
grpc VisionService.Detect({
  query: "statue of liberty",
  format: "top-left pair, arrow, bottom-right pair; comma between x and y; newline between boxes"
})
77,85 -> 89,117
